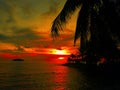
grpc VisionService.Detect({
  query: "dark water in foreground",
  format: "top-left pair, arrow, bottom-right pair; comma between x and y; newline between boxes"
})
0,55 -> 120,90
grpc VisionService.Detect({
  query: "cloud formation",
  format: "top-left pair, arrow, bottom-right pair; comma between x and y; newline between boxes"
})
0,0 -> 79,55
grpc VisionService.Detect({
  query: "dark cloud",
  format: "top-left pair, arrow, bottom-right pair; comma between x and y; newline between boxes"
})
42,1 -> 60,16
11,27 -> 39,39
0,27 -> 41,46
0,0 -> 15,23
0,0 -> 74,51
0,27 -> 58,50
49,0 -> 59,13
0,0 -> 38,23
0,34 -> 8,40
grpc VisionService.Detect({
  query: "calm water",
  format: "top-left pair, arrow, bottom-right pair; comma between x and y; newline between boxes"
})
0,55 -> 120,90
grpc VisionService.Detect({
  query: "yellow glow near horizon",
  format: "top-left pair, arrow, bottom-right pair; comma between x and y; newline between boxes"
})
58,57 -> 65,60
52,49 -> 70,55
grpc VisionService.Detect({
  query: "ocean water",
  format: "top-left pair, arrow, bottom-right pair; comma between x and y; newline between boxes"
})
0,55 -> 120,90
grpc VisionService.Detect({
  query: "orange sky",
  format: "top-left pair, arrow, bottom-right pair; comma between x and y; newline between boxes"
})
0,0 -> 80,58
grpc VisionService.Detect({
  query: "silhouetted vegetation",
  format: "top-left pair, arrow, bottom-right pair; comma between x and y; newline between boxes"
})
51,0 -> 120,64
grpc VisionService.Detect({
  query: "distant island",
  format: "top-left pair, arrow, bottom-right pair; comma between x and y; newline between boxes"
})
12,58 -> 24,61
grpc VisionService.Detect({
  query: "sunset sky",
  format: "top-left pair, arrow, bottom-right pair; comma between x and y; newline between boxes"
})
0,0 -> 80,58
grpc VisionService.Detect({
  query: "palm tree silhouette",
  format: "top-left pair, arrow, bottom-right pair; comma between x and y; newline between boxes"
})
51,0 -> 120,62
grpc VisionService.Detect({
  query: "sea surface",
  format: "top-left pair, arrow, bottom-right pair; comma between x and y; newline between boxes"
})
0,55 -> 120,90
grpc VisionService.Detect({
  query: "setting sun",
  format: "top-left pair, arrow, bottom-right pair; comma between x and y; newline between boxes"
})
58,57 -> 65,60
51,49 -> 70,55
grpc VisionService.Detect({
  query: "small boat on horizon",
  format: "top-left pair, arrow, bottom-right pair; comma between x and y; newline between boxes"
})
12,58 -> 24,61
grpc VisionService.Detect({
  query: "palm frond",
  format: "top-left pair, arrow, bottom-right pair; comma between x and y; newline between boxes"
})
51,0 -> 81,38
74,4 -> 90,45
